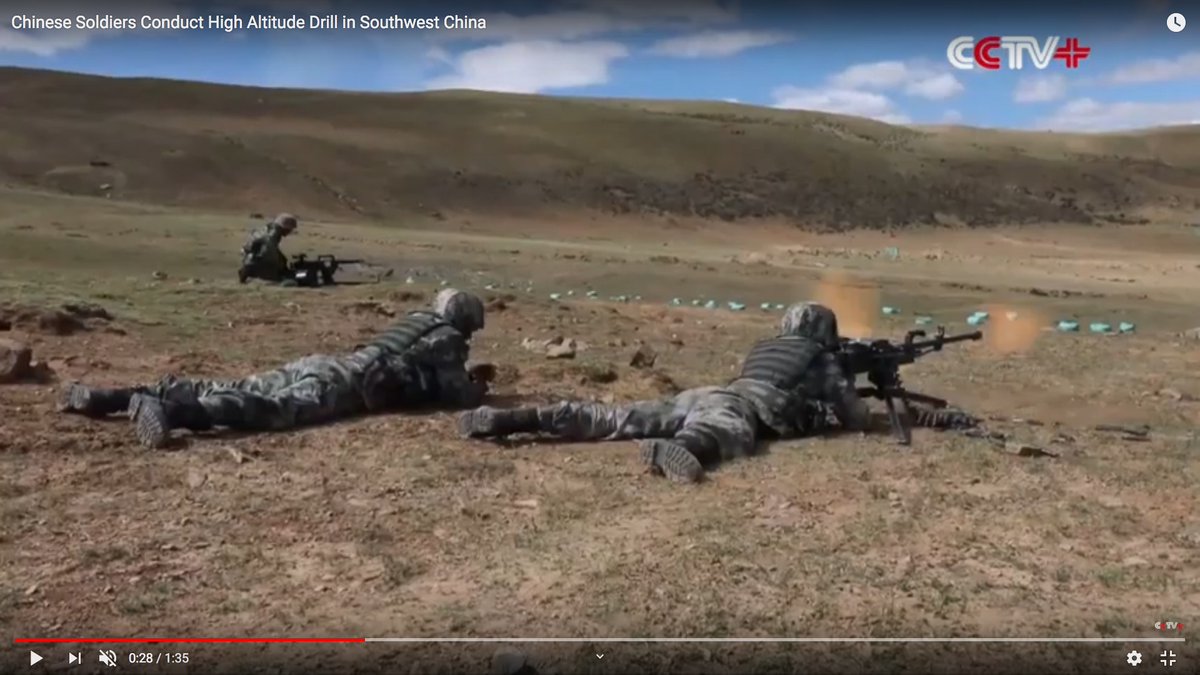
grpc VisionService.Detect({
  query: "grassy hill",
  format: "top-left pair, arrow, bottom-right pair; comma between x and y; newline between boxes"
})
1,66 -> 1198,229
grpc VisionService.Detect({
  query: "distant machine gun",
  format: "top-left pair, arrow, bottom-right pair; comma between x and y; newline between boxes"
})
286,253 -> 366,287
836,326 -> 982,445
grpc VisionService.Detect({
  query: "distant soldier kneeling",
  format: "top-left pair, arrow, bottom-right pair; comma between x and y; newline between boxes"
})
238,212 -> 298,283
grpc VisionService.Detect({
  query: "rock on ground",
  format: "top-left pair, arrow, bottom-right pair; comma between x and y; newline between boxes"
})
629,343 -> 657,368
523,336 -> 578,359
0,302 -> 113,336
0,338 -> 33,382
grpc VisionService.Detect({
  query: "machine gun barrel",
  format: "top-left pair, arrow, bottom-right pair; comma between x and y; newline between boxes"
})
315,254 -> 365,265
907,328 -> 983,352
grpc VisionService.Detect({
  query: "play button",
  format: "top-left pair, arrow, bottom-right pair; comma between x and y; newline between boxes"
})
29,651 -> 43,666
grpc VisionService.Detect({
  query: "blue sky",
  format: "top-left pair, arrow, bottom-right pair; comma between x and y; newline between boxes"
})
2,0 -> 1199,131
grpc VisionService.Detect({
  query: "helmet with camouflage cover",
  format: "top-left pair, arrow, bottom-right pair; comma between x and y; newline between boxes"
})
434,288 -> 485,338
270,213 -> 298,235
780,302 -> 840,347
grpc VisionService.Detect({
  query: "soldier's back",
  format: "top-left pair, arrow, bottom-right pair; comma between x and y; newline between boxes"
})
738,335 -> 823,390
368,311 -> 450,356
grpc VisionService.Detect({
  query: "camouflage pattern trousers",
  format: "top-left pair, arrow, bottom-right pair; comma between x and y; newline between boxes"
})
536,386 -> 761,464
151,354 -> 367,431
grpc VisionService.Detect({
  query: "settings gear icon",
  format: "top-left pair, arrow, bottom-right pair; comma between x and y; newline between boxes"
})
1127,650 -> 1143,666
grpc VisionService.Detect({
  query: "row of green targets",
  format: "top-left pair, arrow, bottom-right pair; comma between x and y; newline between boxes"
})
1053,320 -> 1136,334
546,290 -> 643,302
882,307 -> 1136,334
407,276 -> 455,287
668,298 -> 777,312
528,292 -> 1138,336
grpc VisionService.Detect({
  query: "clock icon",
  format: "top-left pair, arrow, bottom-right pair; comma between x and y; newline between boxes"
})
1167,12 -> 1186,32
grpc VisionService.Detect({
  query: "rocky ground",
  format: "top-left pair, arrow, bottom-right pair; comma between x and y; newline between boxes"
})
1,189 -> 1197,673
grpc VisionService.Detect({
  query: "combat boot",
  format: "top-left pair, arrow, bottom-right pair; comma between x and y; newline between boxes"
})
457,406 -> 541,438
57,383 -> 134,417
638,439 -> 705,484
127,394 -> 214,449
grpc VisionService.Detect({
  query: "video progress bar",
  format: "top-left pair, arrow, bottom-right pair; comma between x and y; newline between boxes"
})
15,637 -> 1187,645
360,634 -> 1185,638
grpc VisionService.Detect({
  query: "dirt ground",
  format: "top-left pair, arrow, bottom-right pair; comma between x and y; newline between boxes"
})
1,189 -> 1198,673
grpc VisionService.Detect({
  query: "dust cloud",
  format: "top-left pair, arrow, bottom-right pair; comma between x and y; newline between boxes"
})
809,272 -> 1045,351
980,304 -> 1046,354
812,271 -> 879,338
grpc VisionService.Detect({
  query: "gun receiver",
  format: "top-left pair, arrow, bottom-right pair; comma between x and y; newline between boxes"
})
837,326 -> 982,445
288,253 -> 365,287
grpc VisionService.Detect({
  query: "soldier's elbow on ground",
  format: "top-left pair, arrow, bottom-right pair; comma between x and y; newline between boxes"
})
841,401 -> 872,432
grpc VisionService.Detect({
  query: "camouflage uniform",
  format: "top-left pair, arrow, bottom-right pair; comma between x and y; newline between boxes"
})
458,302 -> 867,483
239,213 -> 298,282
59,289 -> 487,449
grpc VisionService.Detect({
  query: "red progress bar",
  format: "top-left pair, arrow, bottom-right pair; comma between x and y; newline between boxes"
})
14,634 -> 362,638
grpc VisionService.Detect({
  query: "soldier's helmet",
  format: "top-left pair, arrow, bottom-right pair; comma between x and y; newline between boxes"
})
270,213 -> 298,235
434,288 -> 485,338
780,302 -> 840,347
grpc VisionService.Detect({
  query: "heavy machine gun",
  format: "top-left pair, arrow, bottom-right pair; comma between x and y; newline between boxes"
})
285,253 -> 365,287
836,326 -> 982,445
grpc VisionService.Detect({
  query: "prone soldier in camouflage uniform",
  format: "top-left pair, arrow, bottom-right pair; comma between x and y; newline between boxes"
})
239,213 -> 298,282
59,289 -> 489,449
458,302 -> 869,483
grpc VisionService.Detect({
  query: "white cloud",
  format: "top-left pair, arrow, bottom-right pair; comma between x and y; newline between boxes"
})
829,61 -> 910,90
425,40 -> 629,94
940,109 -> 964,124
424,46 -> 454,66
769,58 -> 963,124
905,73 -> 963,100
0,27 -> 93,56
827,60 -> 964,101
648,29 -> 792,58
1106,51 -> 1200,84
771,86 -> 910,124
1035,98 -> 1200,131
1013,74 -> 1068,103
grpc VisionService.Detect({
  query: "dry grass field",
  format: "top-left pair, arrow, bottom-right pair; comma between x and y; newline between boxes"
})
0,68 -> 1198,673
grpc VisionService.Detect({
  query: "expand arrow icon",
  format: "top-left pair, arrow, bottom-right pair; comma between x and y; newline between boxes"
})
30,651 -> 43,666
596,653 -> 605,659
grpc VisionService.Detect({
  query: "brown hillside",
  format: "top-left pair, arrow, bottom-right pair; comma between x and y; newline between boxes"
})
1,66 -> 1198,229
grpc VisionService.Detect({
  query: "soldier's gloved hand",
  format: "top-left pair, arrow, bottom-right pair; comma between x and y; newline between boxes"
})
461,379 -> 488,408
802,401 -> 834,434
